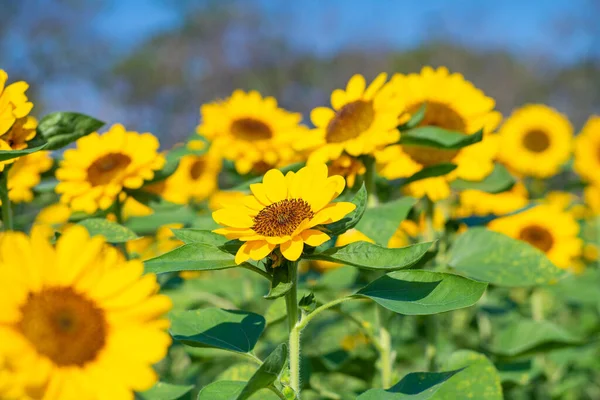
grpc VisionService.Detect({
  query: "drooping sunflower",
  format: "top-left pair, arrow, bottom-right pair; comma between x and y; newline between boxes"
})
2,151 -> 53,204
574,116 -> 600,186
455,182 -> 528,217
497,104 -> 573,178
298,73 -> 403,164
488,205 -> 582,269
0,226 -> 172,400
197,90 -> 304,175
213,164 -> 355,264
55,124 -> 165,214
378,66 -> 502,201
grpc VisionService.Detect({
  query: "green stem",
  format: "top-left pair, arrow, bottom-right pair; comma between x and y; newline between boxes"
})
296,296 -> 352,331
363,155 -> 378,207
376,306 -> 393,388
423,196 -> 435,242
531,289 -> 545,321
268,385 -> 287,400
0,168 -> 13,231
425,316 -> 437,371
113,195 -> 129,259
285,261 -> 301,396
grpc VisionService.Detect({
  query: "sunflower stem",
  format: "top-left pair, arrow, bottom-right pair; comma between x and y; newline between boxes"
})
0,168 -> 13,231
113,195 -> 129,259
363,155 -> 378,207
376,305 -> 393,388
285,261 -> 301,397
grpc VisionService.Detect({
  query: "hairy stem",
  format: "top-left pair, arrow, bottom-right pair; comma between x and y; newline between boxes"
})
375,306 -> 393,388
0,168 -> 13,231
285,261 -> 301,396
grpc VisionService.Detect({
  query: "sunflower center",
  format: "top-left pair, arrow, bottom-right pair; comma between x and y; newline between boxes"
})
252,199 -> 314,236
409,101 -> 467,132
518,225 -> 554,253
522,129 -> 550,153
87,153 -> 132,186
326,100 -> 375,143
18,287 -> 107,367
403,145 -> 460,167
189,159 -> 206,180
231,118 -> 273,141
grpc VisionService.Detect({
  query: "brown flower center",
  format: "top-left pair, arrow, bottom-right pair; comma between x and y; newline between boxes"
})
231,118 -> 273,141
87,153 -> 132,186
18,287 -> 107,366
326,100 -> 374,143
522,129 -> 550,153
252,199 -> 314,237
408,101 -> 467,132
189,159 -> 205,180
518,225 -> 554,253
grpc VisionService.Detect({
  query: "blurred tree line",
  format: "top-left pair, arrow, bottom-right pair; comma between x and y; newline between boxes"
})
2,0 -> 599,147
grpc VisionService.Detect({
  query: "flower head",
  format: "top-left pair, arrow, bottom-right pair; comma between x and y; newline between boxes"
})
455,182 -> 529,218
213,164 -> 356,263
574,115 -> 600,186
2,151 -> 53,204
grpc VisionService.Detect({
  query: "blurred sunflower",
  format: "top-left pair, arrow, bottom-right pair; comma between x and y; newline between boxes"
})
327,155 -> 366,189
574,116 -> 600,186
388,208 -> 446,248
455,182 -> 528,217
1,151 -> 53,204
488,205 -> 582,269
584,185 -> 600,215
209,190 -> 246,211
298,73 -> 403,164
0,350 -> 26,399
497,105 -> 572,178
197,90 -> 304,175
378,66 -> 502,201
127,223 -> 183,262
56,124 -> 165,214
213,164 -> 355,263
0,226 -> 172,400
312,229 -> 373,272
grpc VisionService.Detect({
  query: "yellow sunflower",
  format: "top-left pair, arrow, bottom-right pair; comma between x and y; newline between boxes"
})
213,164 -> 355,263
197,90 -> 304,174
146,152 -> 221,205
209,190 -> 246,211
312,229 -> 373,272
0,226 -> 172,400
298,73 -> 403,164
584,185 -> 600,215
55,124 -> 165,214
2,151 -> 53,204
497,104 -> 573,178
574,115 -> 600,186
378,66 -> 502,201
488,205 -> 582,269
127,223 -> 183,262
327,155 -> 366,189
388,208 -> 447,248
456,182 -> 528,217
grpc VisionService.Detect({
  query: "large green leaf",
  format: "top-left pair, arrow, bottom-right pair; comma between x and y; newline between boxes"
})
172,229 -> 228,246
77,218 -> 138,243
489,319 -> 583,357
433,351 -> 502,400
399,127 -> 483,149
450,164 -> 516,193
323,184 -> 367,236
144,243 -> 243,274
126,205 -> 198,235
169,308 -> 265,353
448,228 -> 564,287
356,270 -> 487,315
355,197 -> 416,245
0,142 -> 49,162
137,382 -> 194,400
357,369 -> 462,400
400,163 -> 457,186
196,381 -> 279,400
36,112 -> 104,151
304,241 -> 433,271
237,344 -> 288,400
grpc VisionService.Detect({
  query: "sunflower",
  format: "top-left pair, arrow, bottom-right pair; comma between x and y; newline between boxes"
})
378,66 -> 502,201
127,223 -> 183,262
584,185 -> 600,215
2,151 -> 53,204
0,226 -> 172,399
456,182 -> 528,217
213,164 -> 355,263
209,190 -> 246,211
146,152 -> 221,205
55,124 -> 165,214
197,90 -> 304,175
388,208 -> 447,248
312,229 -> 373,272
298,73 -> 402,164
497,104 -> 573,178
327,155 -> 366,189
574,116 -> 600,186
488,205 -> 582,269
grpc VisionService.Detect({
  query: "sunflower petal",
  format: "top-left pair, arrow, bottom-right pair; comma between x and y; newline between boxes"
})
262,169 -> 287,203
301,230 -> 330,247
212,208 -> 254,228
280,237 -> 304,261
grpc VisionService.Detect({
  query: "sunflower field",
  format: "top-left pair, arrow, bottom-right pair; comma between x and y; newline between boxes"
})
0,65 -> 599,400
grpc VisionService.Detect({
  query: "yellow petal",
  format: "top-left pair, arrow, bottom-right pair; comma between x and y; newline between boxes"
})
331,89 -> 347,110
364,72 -> 388,100
262,169 -> 287,203
311,202 -> 356,226
235,242 -> 253,264
311,107 -> 335,127
346,74 -> 366,100
280,237 -> 304,261
212,208 -> 254,228
301,229 -> 330,247
250,183 -> 273,206
249,240 -> 275,260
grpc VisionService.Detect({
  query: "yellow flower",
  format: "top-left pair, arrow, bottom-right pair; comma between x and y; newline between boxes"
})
388,208 -> 446,247
312,229 -> 374,271
146,152 -> 221,205
34,203 -> 72,229
213,164 -> 355,263
299,73 -> 402,164
0,151 -> 52,205
584,185 -> 600,215
497,104 -> 572,178
209,190 -> 246,211
456,182 -> 528,217
378,66 -> 502,201
0,226 -> 172,400
327,155 -> 366,189
488,205 -> 582,269
56,124 -> 165,214
197,90 -> 304,174
583,243 -> 599,262
127,223 -> 183,262
574,115 -> 600,186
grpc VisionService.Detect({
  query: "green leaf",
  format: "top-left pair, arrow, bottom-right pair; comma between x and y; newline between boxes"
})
218,364 -> 258,382
355,197 -> 416,245
304,241 -> 433,271
172,229 -> 228,246
433,351 -> 502,400
196,381 -> 280,400
77,218 -> 138,243
400,127 -> 483,149
126,204 -> 198,236
299,292 -> 317,312
398,103 -> 426,130
450,164 -> 516,193
144,243 -> 242,274
144,156 -> 179,185
357,369 -> 463,400
169,308 -> 265,353
323,183 -> 367,236
0,142 -> 49,162
490,319 -> 583,357
448,228 -> 565,287
137,382 -> 194,400
399,163 -> 457,186
264,265 -> 292,299
36,112 -> 104,151
356,270 -> 487,315
237,343 -> 288,400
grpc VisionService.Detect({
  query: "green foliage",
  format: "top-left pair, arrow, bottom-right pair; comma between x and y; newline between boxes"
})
237,344 -> 288,400
137,382 -> 194,400
36,112 -> 104,151
451,164 -> 516,193
400,163 -> 457,186
399,127 -> 483,149
324,183 -> 367,236
0,141 -> 48,162
196,381 -> 280,400
144,243 -> 241,274
356,197 -> 416,245
172,229 -> 228,246
357,369 -> 463,399
77,218 -> 138,242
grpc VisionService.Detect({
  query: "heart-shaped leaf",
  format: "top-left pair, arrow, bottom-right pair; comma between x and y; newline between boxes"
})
36,112 -> 104,151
